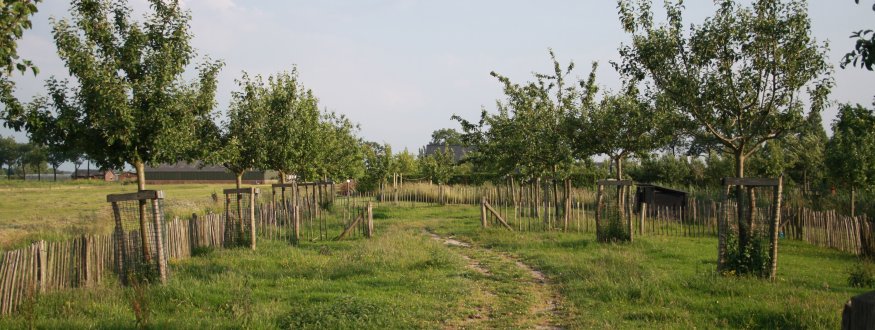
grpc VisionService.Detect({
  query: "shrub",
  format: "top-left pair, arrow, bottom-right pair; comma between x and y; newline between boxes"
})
848,261 -> 875,288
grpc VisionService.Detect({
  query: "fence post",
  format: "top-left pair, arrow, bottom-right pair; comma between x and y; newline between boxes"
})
250,188 -> 257,250
640,203 -> 647,236
151,199 -> 168,284
37,240 -> 46,293
293,205 -> 300,244
481,197 -> 488,228
366,202 -> 374,238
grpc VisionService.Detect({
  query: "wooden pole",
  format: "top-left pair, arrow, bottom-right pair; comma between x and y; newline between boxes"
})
366,202 -> 374,238
151,198 -> 167,284
481,197 -> 488,228
768,176 -> 783,280
595,183 -> 604,241
37,240 -> 46,293
250,189 -> 257,250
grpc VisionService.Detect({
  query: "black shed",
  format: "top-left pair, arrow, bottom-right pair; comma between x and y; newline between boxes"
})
636,184 -> 688,210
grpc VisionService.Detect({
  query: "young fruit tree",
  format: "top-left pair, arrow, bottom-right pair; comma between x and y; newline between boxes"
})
206,73 -> 269,190
18,0 -> 223,191
262,69 -> 321,183
825,104 -> 875,218
617,0 -> 832,275
454,51 -> 591,218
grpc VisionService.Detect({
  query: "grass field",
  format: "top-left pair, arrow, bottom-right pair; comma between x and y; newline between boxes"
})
0,183 -> 868,328
0,181 -> 265,249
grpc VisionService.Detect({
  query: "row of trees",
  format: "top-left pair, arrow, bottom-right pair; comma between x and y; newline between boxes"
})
0,0 -> 376,192
0,135 -> 92,180
205,70 -> 363,189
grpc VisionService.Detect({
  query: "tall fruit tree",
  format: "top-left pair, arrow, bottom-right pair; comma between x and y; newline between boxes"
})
617,0 -> 832,274
41,0 -> 222,191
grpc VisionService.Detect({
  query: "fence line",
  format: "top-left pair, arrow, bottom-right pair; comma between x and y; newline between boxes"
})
1,183 -> 872,315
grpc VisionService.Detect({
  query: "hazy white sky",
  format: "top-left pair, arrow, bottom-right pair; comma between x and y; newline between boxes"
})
4,0 -> 874,163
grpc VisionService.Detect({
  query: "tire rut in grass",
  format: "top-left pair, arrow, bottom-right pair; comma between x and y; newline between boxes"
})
425,229 -> 564,329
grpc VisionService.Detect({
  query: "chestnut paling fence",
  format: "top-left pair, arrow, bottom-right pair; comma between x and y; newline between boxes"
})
0,183 -> 870,315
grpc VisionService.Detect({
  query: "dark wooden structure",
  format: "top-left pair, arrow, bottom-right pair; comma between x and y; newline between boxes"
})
636,184 -> 688,211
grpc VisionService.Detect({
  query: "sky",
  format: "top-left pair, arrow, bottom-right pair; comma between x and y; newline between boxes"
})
4,0 -> 875,171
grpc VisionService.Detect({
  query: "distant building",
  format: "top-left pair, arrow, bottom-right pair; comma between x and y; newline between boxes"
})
144,162 -> 277,184
422,144 -> 472,163
72,169 -> 119,181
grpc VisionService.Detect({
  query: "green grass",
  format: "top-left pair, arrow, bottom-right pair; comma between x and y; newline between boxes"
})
0,181 -> 259,249
0,188 -> 868,328
422,206 -> 864,328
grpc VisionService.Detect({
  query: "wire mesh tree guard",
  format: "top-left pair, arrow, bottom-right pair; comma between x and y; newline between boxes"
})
717,177 -> 783,279
224,187 -> 258,250
595,180 -> 636,242
107,190 -> 169,285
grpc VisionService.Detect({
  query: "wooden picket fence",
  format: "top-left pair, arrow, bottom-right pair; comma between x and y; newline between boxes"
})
0,200 -> 370,316
0,213 -> 226,315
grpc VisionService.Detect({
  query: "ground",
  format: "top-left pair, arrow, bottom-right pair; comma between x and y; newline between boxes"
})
0,182 -> 867,328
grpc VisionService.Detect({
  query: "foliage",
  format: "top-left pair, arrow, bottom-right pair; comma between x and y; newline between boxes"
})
848,260 -> 875,288
784,110 -> 829,191
841,0 -> 875,70
454,50 -> 586,181
617,0 -> 832,178
359,142 -> 392,192
205,73 -> 268,187
429,128 -> 464,146
314,111 -> 364,182
579,84 -> 676,180
8,0 -> 223,190
394,148 -> 418,177
723,231 -> 770,277
825,104 -> 875,191
628,154 -> 706,187
0,0 -> 41,121
420,145 -> 454,185
0,134 -> 17,176
261,69 -> 321,182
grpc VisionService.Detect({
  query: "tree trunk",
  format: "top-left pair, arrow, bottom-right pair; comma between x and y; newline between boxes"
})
615,155 -> 625,217
134,160 -> 152,262
53,166 -> 57,181
852,187 -> 857,218
615,156 -> 623,180
37,166 -> 41,181
236,171 -> 244,242
553,177 -> 560,219
734,152 -> 750,260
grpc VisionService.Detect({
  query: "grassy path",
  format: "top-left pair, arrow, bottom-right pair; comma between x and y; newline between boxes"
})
424,228 -> 564,329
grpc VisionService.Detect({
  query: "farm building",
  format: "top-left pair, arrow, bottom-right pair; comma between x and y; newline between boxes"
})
635,184 -> 688,210
144,162 -> 278,184
422,144 -> 473,163
72,169 -> 135,182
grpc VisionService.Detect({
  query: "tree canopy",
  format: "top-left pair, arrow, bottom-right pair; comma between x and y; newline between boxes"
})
0,0 -> 41,121
617,0 -> 833,178
454,50 -> 588,181
842,0 -> 875,70
825,103 -> 875,215
11,0 -> 223,190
